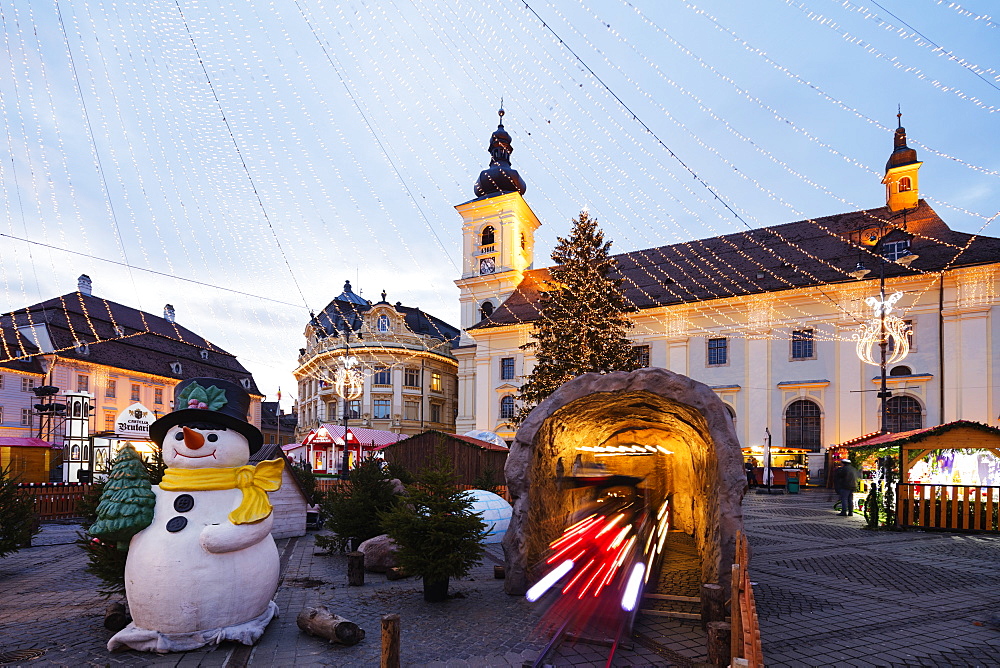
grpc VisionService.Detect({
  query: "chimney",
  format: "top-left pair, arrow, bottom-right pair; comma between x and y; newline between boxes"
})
164,304 -> 176,323
77,274 -> 92,296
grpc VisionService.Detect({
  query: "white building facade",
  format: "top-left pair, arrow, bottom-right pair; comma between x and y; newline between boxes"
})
455,117 -> 1000,449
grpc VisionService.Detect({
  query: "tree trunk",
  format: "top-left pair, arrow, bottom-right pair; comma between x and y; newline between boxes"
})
422,576 -> 449,602
700,583 -> 726,629
380,613 -> 401,668
104,601 -> 129,632
707,621 -> 732,667
348,551 -> 365,586
296,606 -> 365,646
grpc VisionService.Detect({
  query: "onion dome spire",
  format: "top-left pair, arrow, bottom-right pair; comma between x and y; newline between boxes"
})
474,106 -> 527,197
886,109 -> 918,171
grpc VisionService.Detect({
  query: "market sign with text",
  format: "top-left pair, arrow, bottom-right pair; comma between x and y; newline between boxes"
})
116,403 -> 156,439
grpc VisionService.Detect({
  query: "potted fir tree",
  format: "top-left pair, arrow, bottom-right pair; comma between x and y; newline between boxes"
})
380,452 -> 487,602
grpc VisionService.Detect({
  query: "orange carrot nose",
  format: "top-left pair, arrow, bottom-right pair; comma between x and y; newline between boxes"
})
182,426 -> 205,450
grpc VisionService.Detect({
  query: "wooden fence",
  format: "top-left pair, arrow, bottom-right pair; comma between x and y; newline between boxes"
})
898,483 -> 1000,532
315,479 -> 510,502
18,483 -> 92,520
730,531 -> 763,668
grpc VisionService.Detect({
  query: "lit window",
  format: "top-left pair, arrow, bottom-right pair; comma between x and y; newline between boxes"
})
77,375 -> 90,392
404,368 -> 421,388
373,366 -> 391,386
500,357 -> 515,380
499,395 -> 516,420
106,380 -> 117,398
791,329 -> 814,360
377,314 -> 391,332
898,176 -> 911,192
430,372 -> 442,392
131,384 -> 141,402
707,338 -> 728,366
373,398 -> 391,419
632,345 -> 650,368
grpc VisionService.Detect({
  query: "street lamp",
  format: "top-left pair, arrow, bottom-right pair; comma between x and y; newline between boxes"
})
333,355 -> 364,476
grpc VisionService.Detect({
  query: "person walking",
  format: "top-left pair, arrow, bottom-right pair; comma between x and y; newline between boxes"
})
834,458 -> 859,516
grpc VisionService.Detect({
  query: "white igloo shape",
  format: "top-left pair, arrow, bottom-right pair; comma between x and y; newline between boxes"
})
467,489 -> 512,544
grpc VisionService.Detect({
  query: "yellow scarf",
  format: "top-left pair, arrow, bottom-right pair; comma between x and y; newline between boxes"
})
160,459 -> 284,524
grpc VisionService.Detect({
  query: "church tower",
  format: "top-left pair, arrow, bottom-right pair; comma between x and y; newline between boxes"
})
454,108 -> 541,330
881,113 -> 922,213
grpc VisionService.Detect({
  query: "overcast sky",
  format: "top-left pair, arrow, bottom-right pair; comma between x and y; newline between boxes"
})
1,0 -> 997,409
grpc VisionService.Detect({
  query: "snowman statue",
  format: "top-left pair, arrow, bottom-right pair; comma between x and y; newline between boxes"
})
106,377 -> 283,653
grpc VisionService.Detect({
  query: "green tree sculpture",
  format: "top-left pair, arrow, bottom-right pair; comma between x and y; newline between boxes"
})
0,464 -> 38,558
380,451 -> 487,602
316,457 -> 399,552
516,210 -> 637,424
89,444 -> 155,550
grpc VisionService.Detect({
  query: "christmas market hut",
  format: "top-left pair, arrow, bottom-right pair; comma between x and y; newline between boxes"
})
379,430 -> 509,487
0,437 -> 59,483
837,421 -> 1000,532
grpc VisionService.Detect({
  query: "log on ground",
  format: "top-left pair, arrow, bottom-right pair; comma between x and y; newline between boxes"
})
297,606 -> 366,645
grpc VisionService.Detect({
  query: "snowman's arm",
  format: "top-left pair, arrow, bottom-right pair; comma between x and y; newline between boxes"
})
199,513 -> 274,554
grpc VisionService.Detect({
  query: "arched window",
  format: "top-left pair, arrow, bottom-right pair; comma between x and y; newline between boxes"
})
784,399 -> 821,450
480,301 -> 494,320
885,395 -> 922,433
499,395 -> 516,420
889,365 -> 912,377
898,176 -> 912,192
481,225 -> 495,246
377,314 -> 391,332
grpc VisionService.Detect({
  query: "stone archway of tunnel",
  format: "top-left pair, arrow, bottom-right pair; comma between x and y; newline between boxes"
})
502,368 -> 746,598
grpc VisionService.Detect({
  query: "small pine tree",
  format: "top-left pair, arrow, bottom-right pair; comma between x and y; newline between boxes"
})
380,451 -> 487,597
89,444 -> 155,549
316,457 -> 399,552
516,210 -> 637,424
77,481 -> 129,598
0,464 -> 38,558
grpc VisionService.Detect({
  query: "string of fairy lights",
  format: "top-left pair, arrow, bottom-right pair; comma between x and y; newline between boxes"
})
0,0 -> 997,416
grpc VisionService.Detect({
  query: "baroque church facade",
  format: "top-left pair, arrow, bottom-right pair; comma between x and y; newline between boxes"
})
454,112 -> 1000,451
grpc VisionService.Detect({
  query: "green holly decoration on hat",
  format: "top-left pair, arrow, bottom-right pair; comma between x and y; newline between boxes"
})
177,381 -> 228,411
89,444 -> 155,550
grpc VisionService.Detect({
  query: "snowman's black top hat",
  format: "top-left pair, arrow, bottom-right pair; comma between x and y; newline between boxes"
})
149,377 -> 264,454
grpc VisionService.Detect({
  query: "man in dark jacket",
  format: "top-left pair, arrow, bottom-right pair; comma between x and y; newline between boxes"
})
833,459 -> 859,516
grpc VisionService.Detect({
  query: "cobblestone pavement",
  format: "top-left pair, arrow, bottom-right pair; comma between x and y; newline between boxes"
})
745,488 -> 1000,667
3,490 -> 999,666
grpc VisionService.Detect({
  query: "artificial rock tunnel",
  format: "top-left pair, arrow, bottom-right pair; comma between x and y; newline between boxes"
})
501,368 -> 746,597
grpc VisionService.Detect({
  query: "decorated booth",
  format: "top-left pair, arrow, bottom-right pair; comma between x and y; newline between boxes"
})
298,424 -> 404,475
838,421 -> 1000,532
742,446 -> 810,487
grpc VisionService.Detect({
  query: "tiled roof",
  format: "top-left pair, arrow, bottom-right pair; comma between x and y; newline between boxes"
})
838,420 -> 1000,449
386,430 -> 510,452
316,424 -> 407,447
473,201 -> 1000,329
1,292 -> 259,394
310,298 -> 460,348
0,327 -> 44,374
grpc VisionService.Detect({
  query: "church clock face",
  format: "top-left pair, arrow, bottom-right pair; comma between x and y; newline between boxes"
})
480,257 -> 496,275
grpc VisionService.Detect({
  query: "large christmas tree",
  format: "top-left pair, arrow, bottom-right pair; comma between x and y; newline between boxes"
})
516,210 -> 637,423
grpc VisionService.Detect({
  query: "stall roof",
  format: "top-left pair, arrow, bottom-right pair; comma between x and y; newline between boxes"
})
838,421 -> 1000,450
0,437 -> 57,448
741,446 -> 812,453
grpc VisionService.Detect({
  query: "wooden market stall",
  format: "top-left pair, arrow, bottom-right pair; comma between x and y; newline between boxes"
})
840,421 -> 1000,532
742,446 -> 810,487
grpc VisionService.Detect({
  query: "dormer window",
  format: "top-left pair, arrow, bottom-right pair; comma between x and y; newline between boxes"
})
169,361 -> 182,374
114,325 -> 125,337
74,340 -> 89,355
882,239 -> 911,261
480,301 -> 495,320
377,314 -> 391,333
898,176 -> 912,192
240,378 -> 252,390
200,349 -> 209,360
481,225 -> 495,246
